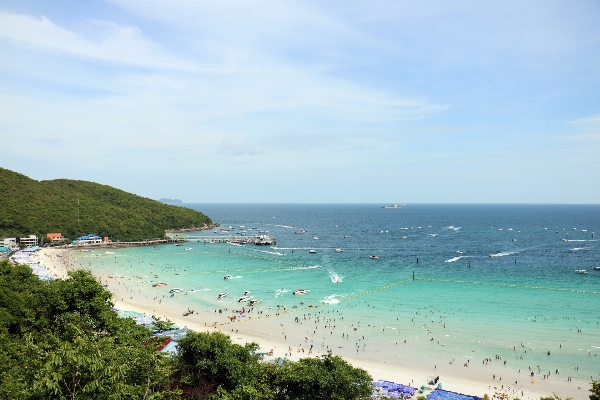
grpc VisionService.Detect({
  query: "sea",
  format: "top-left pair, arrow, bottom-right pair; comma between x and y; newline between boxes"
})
76,204 -> 600,382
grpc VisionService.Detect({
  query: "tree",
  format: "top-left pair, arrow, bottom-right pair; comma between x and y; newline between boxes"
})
270,351 -> 373,400
591,375 -> 600,400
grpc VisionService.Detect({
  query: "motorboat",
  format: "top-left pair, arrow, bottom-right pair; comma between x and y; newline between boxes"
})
217,292 -> 228,299
313,236 -> 320,240
295,229 -> 307,234
224,275 -> 232,280
369,255 -> 379,259
169,288 -> 184,293
309,249 -> 317,254
293,289 -> 310,295
594,266 -> 600,271
382,204 -> 400,209
244,291 -> 252,295
152,282 -> 168,287
184,247 -> 192,250
575,269 -> 587,274
248,299 -> 261,306
456,251 -> 463,254
238,296 -> 252,302
334,248 -> 343,253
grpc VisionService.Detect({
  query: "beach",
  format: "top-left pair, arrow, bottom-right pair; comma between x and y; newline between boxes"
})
36,246 -> 594,400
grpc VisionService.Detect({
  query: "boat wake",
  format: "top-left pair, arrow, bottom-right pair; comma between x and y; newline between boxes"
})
328,269 -> 344,283
274,289 -> 289,298
291,264 -> 321,270
446,226 -> 462,231
569,247 -> 588,251
489,251 -> 519,257
320,294 -> 342,305
444,256 -> 467,263
249,249 -> 285,256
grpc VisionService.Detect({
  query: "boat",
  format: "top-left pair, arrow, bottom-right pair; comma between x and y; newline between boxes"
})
293,289 -> 310,295
238,296 -> 252,302
295,229 -> 307,234
244,290 -> 252,295
594,266 -> 600,271
152,282 -> 168,287
334,248 -> 343,253
184,247 -> 192,250
456,251 -> 463,254
313,237 -> 320,240
248,299 -> 262,306
575,269 -> 587,274
382,204 -> 400,209
223,275 -> 232,280
169,288 -> 184,293
183,309 -> 194,316
309,249 -> 317,254
369,255 -> 379,259
217,292 -> 228,299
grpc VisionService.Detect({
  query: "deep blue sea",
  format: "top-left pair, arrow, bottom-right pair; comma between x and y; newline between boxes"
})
78,204 -> 600,381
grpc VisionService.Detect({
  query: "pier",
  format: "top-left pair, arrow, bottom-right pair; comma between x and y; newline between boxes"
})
185,235 -> 276,245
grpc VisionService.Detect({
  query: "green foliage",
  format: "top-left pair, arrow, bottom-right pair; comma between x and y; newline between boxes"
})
0,167 -> 212,241
590,375 -> 600,400
152,315 -> 177,333
269,351 -> 372,400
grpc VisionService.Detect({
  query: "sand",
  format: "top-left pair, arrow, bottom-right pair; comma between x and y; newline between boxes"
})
36,248 -> 592,400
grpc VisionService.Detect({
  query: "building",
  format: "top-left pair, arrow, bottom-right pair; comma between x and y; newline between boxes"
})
2,238 -> 17,247
20,235 -> 39,247
46,233 -> 64,241
74,234 -> 104,245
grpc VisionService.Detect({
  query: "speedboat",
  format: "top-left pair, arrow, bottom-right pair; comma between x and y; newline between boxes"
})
238,296 -> 252,302
575,269 -> 587,274
184,247 -> 192,250
152,282 -> 168,287
369,255 -> 379,260
295,229 -> 307,234
382,204 -> 400,209
248,299 -> 261,306
456,251 -> 463,254
313,236 -> 320,240
217,292 -> 228,299
293,289 -> 310,295
223,275 -> 232,280
594,266 -> 600,271
309,249 -> 317,254
334,248 -> 343,253
244,290 -> 252,295
169,288 -> 184,293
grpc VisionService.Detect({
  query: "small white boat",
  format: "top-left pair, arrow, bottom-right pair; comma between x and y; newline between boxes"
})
184,247 -> 192,251
594,266 -> 600,271
369,255 -> 379,260
334,248 -> 343,253
295,229 -> 307,234
293,289 -> 310,295
217,292 -> 228,299
575,269 -> 587,274
238,296 -> 252,302
169,288 -> 184,293
224,275 -> 232,280
244,290 -> 252,295
309,249 -> 317,254
313,236 -> 320,240
456,251 -> 463,255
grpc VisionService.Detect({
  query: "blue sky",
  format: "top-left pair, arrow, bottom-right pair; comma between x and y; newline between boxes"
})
1,1 -> 599,203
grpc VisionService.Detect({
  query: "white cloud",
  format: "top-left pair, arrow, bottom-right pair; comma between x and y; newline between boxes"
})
0,11 -> 195,70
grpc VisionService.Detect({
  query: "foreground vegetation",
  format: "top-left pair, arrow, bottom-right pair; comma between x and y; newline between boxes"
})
0,259 -> 374,399
0,168 -> 211,241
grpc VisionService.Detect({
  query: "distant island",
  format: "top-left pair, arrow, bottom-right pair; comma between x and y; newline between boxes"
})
0,168 -> 212,242
158,198 -> 183,204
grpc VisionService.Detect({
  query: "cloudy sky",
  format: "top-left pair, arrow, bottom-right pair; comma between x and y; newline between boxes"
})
1,1 -> 599,203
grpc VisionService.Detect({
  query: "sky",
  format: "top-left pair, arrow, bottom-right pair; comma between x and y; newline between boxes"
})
1,1 -> 599,203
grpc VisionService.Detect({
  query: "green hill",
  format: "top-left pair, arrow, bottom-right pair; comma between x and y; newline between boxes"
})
0,168 -> 212,241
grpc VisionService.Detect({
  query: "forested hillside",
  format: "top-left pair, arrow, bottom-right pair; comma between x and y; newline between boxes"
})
0,168 -> 211,241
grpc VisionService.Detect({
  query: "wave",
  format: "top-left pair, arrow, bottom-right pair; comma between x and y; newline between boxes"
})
328,269 -> 344,283
446,226 -> 462,231
489,251 -> 519,257
320,294 -> 341,305
569,247 -> 587,251
445,256 -> 466,263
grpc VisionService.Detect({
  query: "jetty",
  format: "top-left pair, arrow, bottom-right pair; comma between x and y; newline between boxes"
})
185,235 -> 276,246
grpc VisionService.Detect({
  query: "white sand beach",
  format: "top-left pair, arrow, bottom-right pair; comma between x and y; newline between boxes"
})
37,248 -> 592,400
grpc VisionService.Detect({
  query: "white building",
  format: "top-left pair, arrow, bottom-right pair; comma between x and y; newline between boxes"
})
19,235 -> 39,247
3,238 -> 17,247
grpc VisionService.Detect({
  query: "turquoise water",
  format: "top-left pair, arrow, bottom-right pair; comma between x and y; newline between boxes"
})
77,204 -> 600,381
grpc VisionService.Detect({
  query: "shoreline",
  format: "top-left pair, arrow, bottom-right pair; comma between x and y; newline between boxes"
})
36,247 -> 593,400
